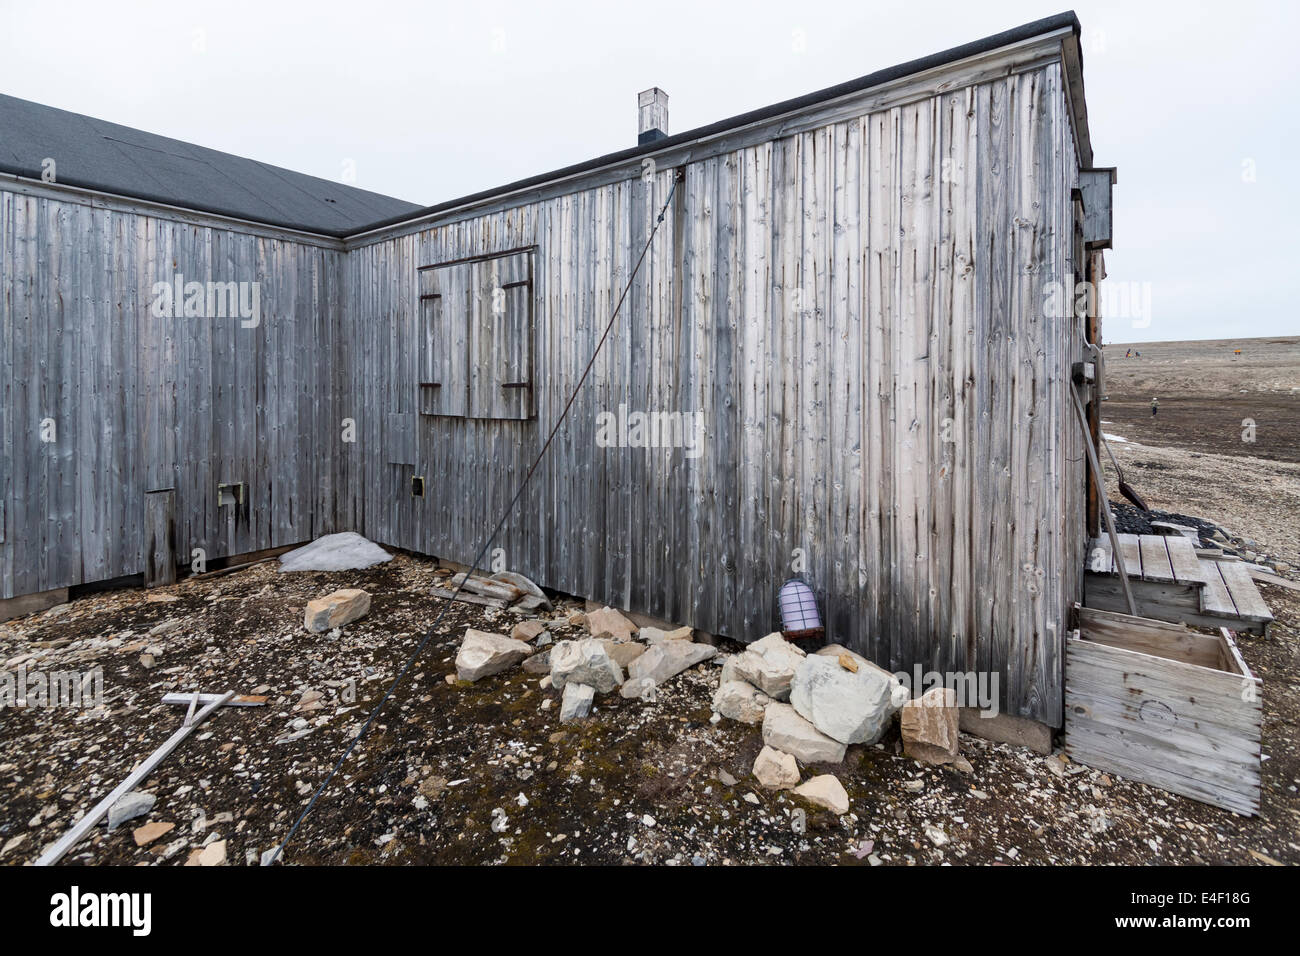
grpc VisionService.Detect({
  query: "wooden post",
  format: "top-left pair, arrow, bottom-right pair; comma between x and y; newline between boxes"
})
142,489 -> 176,587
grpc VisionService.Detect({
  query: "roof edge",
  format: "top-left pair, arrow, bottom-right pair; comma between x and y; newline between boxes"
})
0,12 -> 1084,241
344,11 -> 1082,239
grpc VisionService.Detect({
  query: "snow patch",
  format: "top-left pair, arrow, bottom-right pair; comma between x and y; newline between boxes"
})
1103,432 -> 1129,444
278,533 -> 392,573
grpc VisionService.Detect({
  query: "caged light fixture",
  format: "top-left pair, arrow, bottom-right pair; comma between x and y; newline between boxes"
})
778,579 -> 824,644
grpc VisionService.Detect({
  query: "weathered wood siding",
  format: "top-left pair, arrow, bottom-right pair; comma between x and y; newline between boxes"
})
1,32 -> 1091,725
342,60 -> 1086,724
0,188 -> 347,598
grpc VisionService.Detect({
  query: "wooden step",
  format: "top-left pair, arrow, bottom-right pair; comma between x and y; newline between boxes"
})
1084,533 -> 1273,633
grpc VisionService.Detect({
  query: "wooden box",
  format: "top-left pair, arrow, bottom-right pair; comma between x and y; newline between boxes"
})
1065,605 -> 1262,815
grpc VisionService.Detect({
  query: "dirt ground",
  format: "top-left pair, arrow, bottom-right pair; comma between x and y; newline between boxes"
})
2,551 -> 1298,867
1,335 -> 1297,868
1103,334 -> 1300,465
1101,336 -> 1300,568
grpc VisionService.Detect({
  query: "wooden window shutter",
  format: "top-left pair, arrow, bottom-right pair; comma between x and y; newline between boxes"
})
468,250 -> 534,420
418,264 -> 470,416
418,248 -> 534,420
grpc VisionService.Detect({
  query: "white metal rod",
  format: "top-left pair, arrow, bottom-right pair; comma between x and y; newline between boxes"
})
33,691 -> 235,866
1070,385 -> 1138,616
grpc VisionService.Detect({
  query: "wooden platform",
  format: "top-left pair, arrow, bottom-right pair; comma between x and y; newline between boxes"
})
1084,534 -> 1273,634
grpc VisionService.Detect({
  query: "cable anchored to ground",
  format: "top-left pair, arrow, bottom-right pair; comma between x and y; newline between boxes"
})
265,169 -> 683,865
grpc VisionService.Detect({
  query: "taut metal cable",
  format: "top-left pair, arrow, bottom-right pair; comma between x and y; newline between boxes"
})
265,169 -> 683,864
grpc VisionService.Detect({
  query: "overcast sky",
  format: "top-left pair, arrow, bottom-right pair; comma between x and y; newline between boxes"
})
3,0 -> 1296,343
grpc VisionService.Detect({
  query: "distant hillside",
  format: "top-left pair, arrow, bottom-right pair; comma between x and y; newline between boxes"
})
1102,336 -> 1300,397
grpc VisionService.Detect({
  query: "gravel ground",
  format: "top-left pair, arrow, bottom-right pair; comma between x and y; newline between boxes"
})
2,547 -> 1297,867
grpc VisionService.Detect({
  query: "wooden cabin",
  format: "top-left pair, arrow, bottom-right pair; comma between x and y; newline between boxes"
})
1,12 -> 1116,729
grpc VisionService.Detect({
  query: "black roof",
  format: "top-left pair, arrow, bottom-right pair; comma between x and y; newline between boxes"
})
0,92 -> 421,235
0,12 -> 1080,240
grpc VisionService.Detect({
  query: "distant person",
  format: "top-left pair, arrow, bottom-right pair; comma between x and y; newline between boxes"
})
1126,348 -> 1132,358
1151,396 -> 1159,417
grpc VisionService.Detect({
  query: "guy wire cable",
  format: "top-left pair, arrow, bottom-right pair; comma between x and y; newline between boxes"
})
265,167 -> 684,864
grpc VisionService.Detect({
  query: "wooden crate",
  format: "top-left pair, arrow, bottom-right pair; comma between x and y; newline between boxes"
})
1065,605 -> 1262,815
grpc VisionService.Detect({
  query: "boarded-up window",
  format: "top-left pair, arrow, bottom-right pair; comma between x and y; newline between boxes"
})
418,249 -> 534,420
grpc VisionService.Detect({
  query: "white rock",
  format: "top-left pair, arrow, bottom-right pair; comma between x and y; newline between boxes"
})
278,532 -> 392,573
752,746 -> 800,790
762,703 -> 847,764
924,825 -> 949,846
814,644 -> 900,685
107,791 -> 156,830
793,774 -> 850,814
559,682 -> 595,722
639,625 -> 694,645
455,629 -> 532,682
550,639 -> 624,693
711,680 -> 772,724
789,654 -> 907,745
620,676 -> 658,700
627,641 -> 717,686
724,632 -> 805,700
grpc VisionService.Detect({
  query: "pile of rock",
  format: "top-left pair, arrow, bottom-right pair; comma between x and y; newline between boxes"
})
711,633 -> 967,813
452,604 -> 718,723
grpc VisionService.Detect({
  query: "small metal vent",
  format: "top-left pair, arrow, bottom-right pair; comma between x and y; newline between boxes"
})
216,482 -> 245,507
